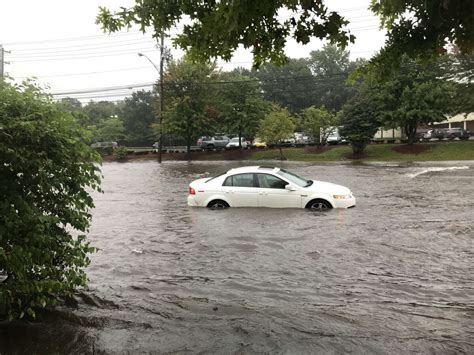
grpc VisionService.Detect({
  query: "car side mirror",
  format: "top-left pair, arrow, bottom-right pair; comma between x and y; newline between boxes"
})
285,184 -> 296,191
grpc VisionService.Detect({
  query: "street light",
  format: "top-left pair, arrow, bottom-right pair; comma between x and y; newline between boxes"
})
138,52 -> 160,73
138,52 -> 164,163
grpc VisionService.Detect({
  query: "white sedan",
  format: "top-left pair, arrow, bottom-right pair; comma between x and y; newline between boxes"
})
187,166 -> 355,210
226,137 -> 248,149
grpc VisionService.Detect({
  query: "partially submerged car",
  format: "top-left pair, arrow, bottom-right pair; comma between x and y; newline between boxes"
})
187,166 -> 356,210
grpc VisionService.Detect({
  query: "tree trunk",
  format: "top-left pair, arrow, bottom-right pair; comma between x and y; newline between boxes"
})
186,137 -> 191,161
238,124 -> 242,150
405,124 -> 417,145
279,145 -> 283,160
352,140 -> 367,156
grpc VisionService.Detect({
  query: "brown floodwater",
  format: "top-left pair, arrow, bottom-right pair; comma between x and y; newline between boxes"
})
1,160 -> 473,354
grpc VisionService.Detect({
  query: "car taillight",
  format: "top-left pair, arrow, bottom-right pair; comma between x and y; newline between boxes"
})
189,186 -> 196,195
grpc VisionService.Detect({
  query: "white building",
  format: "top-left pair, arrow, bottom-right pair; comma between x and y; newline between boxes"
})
430,112 -> 474,131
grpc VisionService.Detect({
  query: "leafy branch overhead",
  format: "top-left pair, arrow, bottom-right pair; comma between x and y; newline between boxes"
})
370,0 -> 474,70
96,0 -> 355,68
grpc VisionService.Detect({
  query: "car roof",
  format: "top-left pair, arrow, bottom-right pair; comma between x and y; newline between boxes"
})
227,166 -> 280,174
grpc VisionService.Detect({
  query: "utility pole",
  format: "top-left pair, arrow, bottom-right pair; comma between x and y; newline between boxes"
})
137,31 -> 167,163
0,45 -> 10,78
158,30 -> 165,164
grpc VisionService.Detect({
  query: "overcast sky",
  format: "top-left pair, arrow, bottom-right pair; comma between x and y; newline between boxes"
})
0,0 -> 387,102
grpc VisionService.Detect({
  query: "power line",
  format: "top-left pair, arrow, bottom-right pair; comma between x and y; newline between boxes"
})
3,30 -> 143,46
14,46 -> 380,79
16,65 -> 153,79
8,48 -> 158,62
8,36 -> 155,53
52,82 -> 155,96
50,71 -> 353,98
9,39 -> 157,57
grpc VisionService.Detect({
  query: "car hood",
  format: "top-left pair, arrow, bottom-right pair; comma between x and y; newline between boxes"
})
305,180 -> 351,195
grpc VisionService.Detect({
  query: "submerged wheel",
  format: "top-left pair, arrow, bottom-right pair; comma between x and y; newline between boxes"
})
306,199 -> 332,210
207,200 -> 229,210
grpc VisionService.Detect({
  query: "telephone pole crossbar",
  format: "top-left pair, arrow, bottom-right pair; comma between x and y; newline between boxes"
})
0,45 -> 10,78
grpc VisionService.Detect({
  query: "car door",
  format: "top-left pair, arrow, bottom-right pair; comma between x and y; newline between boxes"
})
221,173 -> 258,207
256,173 -> 302,208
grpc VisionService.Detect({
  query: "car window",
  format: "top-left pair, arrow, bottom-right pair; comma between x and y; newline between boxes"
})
223,173 -> 255,187
223,176 -> 233,186
257,174 -> 287,189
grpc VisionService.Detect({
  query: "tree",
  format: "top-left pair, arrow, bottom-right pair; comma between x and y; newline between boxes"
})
121,90 -> 156,145
308,44 -> 359,113
97,1 -> 473,70
83,100 -> 121,127
437,50 -> 474,115
378,57 -> 455,144
57,97 -> 82,112
97,1 -> 354,68
300,106 -> 336,145
369,0 -> 474,73
339,87 -> 386,155
255,58 -> 319,113
0,80 -> 101,320
218,72 -> 270,147
372,0 -> 473,54
95,117 -> 126,142
164,57 -> 218,156
258,106 -> 295,160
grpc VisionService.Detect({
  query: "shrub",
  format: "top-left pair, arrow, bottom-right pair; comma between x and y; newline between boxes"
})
115,146 -> 128,160
0,80 -> 101,320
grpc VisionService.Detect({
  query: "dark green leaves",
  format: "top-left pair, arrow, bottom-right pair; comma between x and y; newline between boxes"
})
96,1 -> 354,69
0,80 -> 101,320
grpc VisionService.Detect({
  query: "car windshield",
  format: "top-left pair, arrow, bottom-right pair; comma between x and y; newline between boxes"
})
277,169 -> 311,187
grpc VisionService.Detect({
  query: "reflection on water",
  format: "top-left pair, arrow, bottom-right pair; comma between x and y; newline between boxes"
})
1,160 -> 473,353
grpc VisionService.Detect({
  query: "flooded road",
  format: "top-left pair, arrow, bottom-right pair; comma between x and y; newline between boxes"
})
1,160 -> 473,353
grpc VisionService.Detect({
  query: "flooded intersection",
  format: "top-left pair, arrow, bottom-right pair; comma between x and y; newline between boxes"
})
1,160 -> 473,354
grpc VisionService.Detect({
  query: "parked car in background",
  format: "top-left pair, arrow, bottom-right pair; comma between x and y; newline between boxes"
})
91,141 -> 118,149
280,137 -> 296,147
444,128 -> 470,140
420,129 -> 435,141
252,138 -> 267,148
423,128 -> 471,141
197,136 -> 230,150
226,137 -> 248,149
90,141 -> 118,156
187,166 -> 356,210
326,130 -> 347,145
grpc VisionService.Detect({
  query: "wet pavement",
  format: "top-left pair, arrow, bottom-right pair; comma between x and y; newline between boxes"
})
1,160 -> 473,354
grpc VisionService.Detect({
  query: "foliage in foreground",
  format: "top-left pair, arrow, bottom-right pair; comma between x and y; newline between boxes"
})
0,80 -> 101,320
97,1 -> 353,69
98,1 -> 473,71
